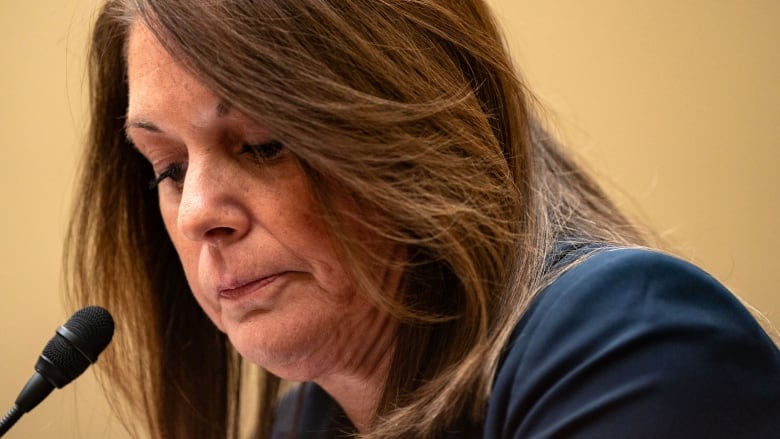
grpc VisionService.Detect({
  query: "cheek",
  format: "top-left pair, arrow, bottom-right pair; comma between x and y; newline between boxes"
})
267,181 -> 354,290
158,193 -> 179,237
159,201 -> 190,271
288,231 -> 354,300
159,199 -> 225,325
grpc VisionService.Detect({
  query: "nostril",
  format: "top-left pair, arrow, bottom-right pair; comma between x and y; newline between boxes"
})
205,227 -> 236,241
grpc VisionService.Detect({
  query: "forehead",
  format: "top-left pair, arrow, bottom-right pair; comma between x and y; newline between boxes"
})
126,21 -> 185,90
125,21 -> 224,128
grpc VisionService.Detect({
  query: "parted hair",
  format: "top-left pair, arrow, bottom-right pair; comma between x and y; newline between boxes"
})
66,0 -> 645,437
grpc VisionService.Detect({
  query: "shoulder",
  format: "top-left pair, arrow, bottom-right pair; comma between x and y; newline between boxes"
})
485,248 -> 780,438
541,247 -> 741,310
526,247 -> 769,342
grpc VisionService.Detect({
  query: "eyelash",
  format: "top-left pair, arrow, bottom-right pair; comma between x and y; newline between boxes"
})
147,140 -> 286,190
241,140 -> 285,163
148,163 -> 186,189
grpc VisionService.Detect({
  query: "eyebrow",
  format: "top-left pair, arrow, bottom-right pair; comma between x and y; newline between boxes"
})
124,100 -> 233,138
125,118 -> 163,134
124,118 -> 162,147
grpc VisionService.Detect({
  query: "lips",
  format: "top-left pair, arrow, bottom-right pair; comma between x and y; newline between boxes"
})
217,273 -> 284,301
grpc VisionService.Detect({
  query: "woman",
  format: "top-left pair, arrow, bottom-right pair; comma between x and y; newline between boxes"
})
66,0 -> 780,438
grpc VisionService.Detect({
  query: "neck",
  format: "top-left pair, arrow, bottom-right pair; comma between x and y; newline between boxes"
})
315,314 -> 396,433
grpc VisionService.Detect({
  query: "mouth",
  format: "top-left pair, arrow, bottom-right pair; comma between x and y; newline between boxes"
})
217,273 -> 285,301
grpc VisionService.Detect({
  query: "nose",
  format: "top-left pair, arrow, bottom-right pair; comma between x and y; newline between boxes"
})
176,155 -> 251,247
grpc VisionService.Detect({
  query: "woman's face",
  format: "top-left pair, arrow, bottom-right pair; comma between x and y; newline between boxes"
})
125,22 -> 396,381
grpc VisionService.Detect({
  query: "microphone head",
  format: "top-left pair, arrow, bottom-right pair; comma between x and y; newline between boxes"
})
37,306 -> 114,388
60,305 -> 115,360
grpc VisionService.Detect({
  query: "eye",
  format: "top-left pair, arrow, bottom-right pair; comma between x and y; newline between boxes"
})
241,140 -> 285,163
148,162 -> 187,189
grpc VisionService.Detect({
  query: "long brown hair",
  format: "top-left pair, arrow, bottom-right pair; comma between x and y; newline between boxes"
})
66,1 -> 644,437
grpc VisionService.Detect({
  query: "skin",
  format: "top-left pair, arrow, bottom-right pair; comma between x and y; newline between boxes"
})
125,21 -> 397,431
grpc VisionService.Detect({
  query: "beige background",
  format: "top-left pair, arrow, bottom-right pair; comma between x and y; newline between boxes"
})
0,1 -> 777,437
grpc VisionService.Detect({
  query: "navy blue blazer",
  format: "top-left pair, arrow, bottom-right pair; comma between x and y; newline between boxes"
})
272,248 -> 780,438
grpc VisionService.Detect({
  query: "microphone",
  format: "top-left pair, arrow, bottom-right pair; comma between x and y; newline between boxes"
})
0,306 -> 114,436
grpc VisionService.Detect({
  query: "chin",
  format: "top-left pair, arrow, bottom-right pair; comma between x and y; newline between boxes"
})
225,318 -> 329,381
